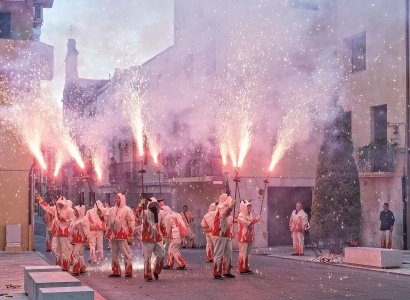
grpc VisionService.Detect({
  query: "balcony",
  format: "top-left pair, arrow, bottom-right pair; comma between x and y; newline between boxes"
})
356,142 -> 404,173
109,162 -> 138,183
0,39 -> 54,80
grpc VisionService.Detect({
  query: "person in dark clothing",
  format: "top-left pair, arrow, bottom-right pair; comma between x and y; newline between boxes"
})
379,203 -> 395,249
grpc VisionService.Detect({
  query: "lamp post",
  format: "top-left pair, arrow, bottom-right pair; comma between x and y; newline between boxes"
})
139,158 -> 146,198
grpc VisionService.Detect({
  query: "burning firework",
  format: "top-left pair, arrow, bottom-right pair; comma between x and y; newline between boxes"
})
4,82 -> 85,171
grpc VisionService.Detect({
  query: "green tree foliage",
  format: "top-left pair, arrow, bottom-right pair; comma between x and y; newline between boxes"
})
310,105 -> 361,250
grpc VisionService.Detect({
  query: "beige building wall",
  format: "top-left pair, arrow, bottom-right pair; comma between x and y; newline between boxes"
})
0,0 -> 54,251
0,128 -> 35,251
335,0 -> 407,249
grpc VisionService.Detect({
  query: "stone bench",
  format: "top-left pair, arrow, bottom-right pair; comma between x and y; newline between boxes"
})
345,247 -> 402,268
27,272 -> 81,300
24,266 -> 62,294
39,286 -> 94,300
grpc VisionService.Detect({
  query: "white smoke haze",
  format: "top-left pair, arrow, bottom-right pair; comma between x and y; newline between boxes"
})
3,0 -> 351,181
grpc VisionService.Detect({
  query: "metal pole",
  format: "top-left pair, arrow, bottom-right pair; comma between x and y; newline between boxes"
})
405,0 -> 409,250
259,172 -> 270,216
157,168 -> 162,195
139,159 -> 146,198
233,168 -> 241,231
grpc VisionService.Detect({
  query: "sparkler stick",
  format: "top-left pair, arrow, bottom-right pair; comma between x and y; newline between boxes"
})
259,171 -> 270,216
224,170 -> 231,196
82,174 -> 95,207
232,168 -> 241,231
139,158 -> 146,199
156,166 -> 162,195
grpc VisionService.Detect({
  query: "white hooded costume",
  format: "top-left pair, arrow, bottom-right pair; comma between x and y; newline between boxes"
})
86,200 -> 107,262
136,197 -> 167,281
38,196 -> 74,271
105,193 -> 135,277
70,205 -> 90,275
212,194 -> 235,279
237,200 -> 260,274
201,203 -> 217,262
162,205 -> 187,269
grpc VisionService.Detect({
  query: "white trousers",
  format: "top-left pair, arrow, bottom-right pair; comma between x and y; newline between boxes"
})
72,243 -> 86,275
142,241 -> 164,280
111,240 -> 132,276
56,236 -> 71,271
212,236 -> 232,276
292,231 -> 304,255
89,231 -> 104,262
238,242 -> 253,272
205,232 -> 214,261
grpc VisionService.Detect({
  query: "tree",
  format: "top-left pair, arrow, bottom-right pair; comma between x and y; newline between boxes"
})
310,104 -> 361,253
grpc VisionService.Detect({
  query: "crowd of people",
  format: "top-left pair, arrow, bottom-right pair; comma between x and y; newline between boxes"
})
36,192 -> 262,281
36,193 -> 396,281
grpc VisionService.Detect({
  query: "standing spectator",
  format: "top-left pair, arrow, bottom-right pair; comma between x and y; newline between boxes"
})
380,202 -> 395,249
289,202 -> 308,256
180,205 -> 195,248
104,193 -> 135,278
69,205 -> 90,276
201,203 -> 217,262
86,200 -> 107,263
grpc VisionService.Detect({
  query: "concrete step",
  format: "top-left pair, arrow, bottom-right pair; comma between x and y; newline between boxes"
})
39,286 -> 94,300
345,247 -> 402,268
27,271 -> 81,300
24,266 -> 62,294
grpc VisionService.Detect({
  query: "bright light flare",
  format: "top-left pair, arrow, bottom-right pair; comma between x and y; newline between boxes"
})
95,164 -> 102,181
122,73 -> 148,159
32,147 -> 47,170
54,152 -> 63,177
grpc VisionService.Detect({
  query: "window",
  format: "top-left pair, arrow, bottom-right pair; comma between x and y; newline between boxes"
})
344,32 -> 366,74
371,104 -> 387,144
33,4 -> 43,22
0,12 -> 11,39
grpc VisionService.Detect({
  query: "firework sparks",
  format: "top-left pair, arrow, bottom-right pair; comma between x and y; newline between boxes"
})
122,72 -> 147,158
53,151 -> 63,177
4,82 -> 85,171
5,84 -> 48,169
215,43 -> 264,168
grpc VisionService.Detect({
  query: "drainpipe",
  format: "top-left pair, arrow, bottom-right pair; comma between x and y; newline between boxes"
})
405,0 -> 409,250
28,161 -> 36,251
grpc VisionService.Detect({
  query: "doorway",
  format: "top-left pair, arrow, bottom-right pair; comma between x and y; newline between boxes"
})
267,186 -> 312,246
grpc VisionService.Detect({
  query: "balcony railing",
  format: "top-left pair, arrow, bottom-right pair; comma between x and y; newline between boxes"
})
356,142 -> 404,173
109,162 -> 138,183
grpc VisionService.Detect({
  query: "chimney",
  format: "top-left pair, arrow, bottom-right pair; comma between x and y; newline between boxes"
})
65,39 -> 79,82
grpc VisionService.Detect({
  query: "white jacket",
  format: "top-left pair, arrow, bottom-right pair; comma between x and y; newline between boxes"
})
70,205 -> 90,244
86,200 -> 107,231
105,194 -> 135,240
201,203 -> 217,234
39,196 -> 74,237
